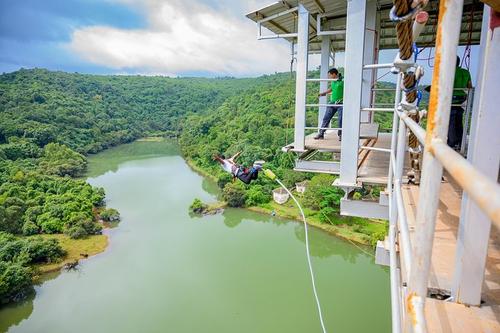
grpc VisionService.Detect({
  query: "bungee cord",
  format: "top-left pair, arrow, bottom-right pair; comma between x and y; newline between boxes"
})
264,169 -> 328,333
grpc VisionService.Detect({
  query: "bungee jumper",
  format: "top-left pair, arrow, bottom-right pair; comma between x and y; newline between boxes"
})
213,152 -> 264,184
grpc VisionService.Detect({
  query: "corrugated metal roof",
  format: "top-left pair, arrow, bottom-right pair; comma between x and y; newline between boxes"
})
246,0 -> 483,51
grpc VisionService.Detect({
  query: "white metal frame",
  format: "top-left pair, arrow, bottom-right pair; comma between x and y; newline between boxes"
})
337,0 -> 367,187
453,4 -> 499,306
293,4 -> 310,152
257,7 -> 299,40
316,12 -> 346,36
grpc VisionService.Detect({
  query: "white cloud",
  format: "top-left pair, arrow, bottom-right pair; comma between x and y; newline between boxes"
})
68,0 -> 291,76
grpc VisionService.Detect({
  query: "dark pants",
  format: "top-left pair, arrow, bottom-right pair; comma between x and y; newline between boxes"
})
447,106 -> 464,149
237,168 -> 259,184
319,106 -> 343,136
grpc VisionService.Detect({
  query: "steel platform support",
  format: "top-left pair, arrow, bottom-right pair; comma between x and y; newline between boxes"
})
293,4 -> 310,152
338,0 -> 367,187
452,5 -> 499,306
361,0 -> 377,124
318,36 -> 331,129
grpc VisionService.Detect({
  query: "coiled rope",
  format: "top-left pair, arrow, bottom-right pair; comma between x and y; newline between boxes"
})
391,0 -> 424,184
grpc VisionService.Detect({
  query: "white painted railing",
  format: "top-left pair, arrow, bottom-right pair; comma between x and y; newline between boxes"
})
384,1 -> 500,332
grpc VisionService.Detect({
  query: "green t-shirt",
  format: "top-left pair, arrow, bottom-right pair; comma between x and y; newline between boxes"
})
330,80 -> 344,104
453,67 -> 471,97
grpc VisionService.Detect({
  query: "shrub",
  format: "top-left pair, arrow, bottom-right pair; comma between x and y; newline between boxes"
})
22,221 -> 39,236
245,185 -> 271,206
370,230 -> 387,247
100,208 -> 120,222
189,198 -> 207,213
223,182 -> 247,207
0,261 -> 33,304
65,225 -> 87,239
22,237 -> 66,263
217,173 -> 232,189
65,220 -> 102,239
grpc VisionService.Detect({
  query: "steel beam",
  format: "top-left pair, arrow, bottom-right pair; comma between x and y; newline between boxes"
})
339,0 -> 367,187
318,36 -> 331,132
453,5 -> 499,306
361,0 -> 377,123
293,4 -> 309,152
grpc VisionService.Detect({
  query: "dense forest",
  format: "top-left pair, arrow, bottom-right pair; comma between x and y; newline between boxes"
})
0,68 -> 402,304
180,72 -> 392,246
0,68 -> 268,304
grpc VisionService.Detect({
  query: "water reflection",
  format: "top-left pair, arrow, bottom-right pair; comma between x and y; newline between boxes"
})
221,208 -> 288,229
294,225 -> 368,262
0,271 -> 60,332
86,140 -> 180,177
201,178 -> 220,198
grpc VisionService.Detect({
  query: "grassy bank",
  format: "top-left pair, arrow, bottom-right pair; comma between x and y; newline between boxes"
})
249,201 -> 386,246
34,234 -> 108,275
185,159 -> 219,182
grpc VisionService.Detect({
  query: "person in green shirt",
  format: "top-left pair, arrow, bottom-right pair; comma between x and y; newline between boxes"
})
315,68 -> 344,140
449,56 -> 472,149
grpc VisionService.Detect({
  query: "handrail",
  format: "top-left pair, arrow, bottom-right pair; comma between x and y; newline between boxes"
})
397,111 -> 426,145
431,139 -> 500,224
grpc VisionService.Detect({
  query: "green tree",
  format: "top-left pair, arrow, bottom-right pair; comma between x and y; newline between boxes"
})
223,183 -> 247,207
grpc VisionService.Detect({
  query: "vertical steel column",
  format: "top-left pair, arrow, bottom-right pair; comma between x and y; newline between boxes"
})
339,0 -> 367,186
361,0 -> 377,123
294,4 -> 310,152
388,73 -> 403,222
407,0 -> 464,330
453,5 -> 499,306
318,36 -> 331,129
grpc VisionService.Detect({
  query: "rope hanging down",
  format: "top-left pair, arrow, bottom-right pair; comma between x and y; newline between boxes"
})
391,0 -> 428,185
263,169 -> 328,333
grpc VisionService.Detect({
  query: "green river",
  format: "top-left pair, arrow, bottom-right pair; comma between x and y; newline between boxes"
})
0,140 -> 390,333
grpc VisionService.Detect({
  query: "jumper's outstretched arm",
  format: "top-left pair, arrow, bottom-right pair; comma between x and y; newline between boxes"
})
229,151 -> 242,163
213,155 -> 224,164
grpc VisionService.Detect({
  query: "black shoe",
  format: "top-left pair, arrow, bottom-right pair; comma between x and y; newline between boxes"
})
314,134 -> 324,140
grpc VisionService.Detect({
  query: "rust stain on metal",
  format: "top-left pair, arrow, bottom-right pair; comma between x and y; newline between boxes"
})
406,292 -> 418,326
426,0 -> 448,146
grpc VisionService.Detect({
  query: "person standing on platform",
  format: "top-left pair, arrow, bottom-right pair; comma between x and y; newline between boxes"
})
449,56 -> 472,150
315,68 -> 344,141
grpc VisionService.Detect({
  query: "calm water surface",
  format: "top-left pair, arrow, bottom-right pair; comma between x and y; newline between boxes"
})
0,140 -> 390,333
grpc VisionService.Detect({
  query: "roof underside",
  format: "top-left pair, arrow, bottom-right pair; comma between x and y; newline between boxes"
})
246,0 -> 484,52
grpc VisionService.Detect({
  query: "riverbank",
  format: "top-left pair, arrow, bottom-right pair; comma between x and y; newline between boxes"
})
34,234 -> 108,276
184,158 -> 386,247
185,159 -> 219,183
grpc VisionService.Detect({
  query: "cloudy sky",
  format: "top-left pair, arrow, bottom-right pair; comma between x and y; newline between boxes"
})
0,0 -> 478,81
0,0 -> 295,76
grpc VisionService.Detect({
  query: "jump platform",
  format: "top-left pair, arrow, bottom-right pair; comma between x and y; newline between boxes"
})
402,178 -> 500,333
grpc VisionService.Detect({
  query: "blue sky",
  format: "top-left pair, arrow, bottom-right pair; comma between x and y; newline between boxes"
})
0,0 -> 479,82
0,0 -> 290,76
0,0 -> 147,74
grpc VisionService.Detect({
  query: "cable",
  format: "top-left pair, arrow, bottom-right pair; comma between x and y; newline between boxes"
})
319,210 -> 376,259
263,169 -> 327,333
277,178 -> 327,333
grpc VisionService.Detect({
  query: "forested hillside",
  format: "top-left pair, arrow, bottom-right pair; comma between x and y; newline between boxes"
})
0,68 -> 266,304
180,73 -> 389,247
0,68 -> 400,304
0,69 -> 264,154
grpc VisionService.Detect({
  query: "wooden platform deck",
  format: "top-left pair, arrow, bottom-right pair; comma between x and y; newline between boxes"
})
284,123 -> 380,152
402,177 -> 500,332
356,132 -> 409,185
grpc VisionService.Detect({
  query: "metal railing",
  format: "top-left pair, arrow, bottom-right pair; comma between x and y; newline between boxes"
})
383,1 -> 500,331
